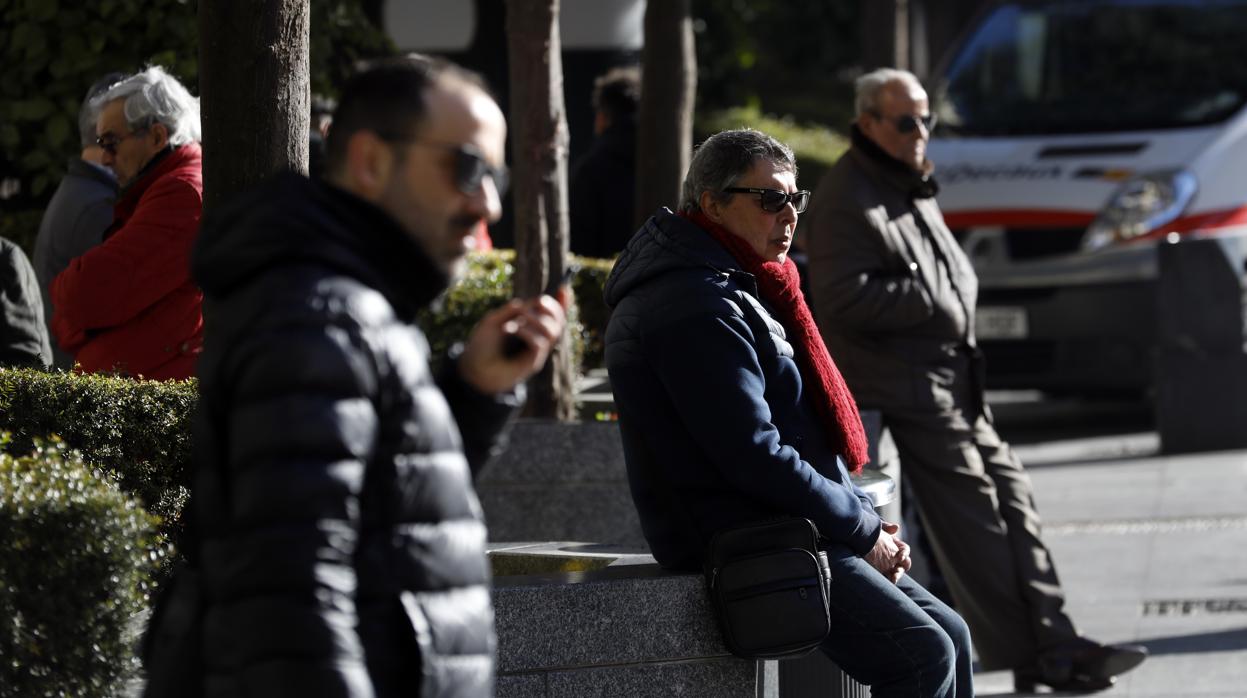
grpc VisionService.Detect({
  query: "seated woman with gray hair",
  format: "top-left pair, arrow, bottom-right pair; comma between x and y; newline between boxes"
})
604,128 -> 973,697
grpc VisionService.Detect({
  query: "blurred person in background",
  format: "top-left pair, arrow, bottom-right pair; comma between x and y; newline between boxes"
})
569,65 -> 640,259
50,65 -> 203,380
32,71 -> 123,369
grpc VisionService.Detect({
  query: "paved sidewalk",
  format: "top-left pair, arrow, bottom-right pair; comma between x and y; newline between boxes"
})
970,434 -> 1247,697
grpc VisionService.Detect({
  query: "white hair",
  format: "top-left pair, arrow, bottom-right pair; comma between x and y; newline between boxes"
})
95,65 -> 201,146
854,68 -> 925,118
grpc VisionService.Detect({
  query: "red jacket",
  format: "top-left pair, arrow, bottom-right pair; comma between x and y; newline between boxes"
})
51,143 -> 204,380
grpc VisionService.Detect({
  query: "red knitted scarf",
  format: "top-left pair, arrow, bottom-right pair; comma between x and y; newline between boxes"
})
682,210 -> 870,472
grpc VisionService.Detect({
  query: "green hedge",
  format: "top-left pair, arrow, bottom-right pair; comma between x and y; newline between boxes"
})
0,437 -> 160,697
0,250 -> 614,543
0,369 -> 196,533
420,251 -> 613,371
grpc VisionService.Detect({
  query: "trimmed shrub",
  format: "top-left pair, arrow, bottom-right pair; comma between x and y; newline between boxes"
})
419,250 -> 613,371
0,369 -> 196,531
0,251 -> 615,554
0,437 -> 161,697
571,256 -> 614,370
418,251 -> 517,363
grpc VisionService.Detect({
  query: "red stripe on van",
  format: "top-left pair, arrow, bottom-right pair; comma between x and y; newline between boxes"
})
1163,206 -> 1247,234
942,210 -> 1097,230
943,205 -> 1247,238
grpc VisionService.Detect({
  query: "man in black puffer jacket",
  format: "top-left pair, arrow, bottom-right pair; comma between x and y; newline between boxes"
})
150,56 -> 565,698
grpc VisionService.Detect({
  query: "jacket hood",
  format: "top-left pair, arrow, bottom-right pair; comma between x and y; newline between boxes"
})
193,172 -> 448,319
603,208 -> 744,308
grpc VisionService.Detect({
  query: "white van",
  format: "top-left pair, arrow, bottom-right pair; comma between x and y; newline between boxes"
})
926,0 -> 1247,397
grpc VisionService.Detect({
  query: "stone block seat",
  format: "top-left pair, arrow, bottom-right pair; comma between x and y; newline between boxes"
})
488,471 -> 893,697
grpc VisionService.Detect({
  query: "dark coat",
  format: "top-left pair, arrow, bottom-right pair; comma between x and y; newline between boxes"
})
33,158 -> 117,369
50,144 -> 203,380
188,173 -> 516,697
569,120 -> 636,259
0,238 -> 51,368
806,128 -> 979,410
604,209 -> 881,571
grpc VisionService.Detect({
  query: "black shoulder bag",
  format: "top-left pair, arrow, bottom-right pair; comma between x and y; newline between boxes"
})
704,517 -> 833,659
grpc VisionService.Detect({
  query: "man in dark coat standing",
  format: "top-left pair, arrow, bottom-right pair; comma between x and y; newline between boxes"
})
805,67 -> 1146,693
33,72 -> 122,369
154,56 -> 564,697
569,66 -> 640,259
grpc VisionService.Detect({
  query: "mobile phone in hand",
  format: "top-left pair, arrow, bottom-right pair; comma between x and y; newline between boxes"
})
501,264 -> 578,358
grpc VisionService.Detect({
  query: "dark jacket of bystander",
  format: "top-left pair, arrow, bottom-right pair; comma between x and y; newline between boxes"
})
604,209 -> 881,571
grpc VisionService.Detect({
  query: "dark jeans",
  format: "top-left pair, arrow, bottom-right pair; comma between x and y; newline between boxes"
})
818,548 -> 974,698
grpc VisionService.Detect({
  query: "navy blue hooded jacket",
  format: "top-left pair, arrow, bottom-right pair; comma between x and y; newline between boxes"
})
604,209 -> 882,571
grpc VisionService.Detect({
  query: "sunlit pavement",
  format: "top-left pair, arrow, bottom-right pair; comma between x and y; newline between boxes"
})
968,397 -> 1247,697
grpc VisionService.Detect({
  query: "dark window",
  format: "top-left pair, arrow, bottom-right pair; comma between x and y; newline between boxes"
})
935,0 -> 1247,136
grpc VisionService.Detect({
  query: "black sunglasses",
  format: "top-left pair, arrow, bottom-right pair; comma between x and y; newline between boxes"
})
722,187 -> 810,214
872,111 -> 937,135
378,134 -> 510,196
95,126 -> 150,156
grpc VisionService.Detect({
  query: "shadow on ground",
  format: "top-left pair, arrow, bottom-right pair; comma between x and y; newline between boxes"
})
1135,627 -> 1247,655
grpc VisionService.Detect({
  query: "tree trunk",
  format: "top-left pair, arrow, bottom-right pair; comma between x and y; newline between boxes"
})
199,0 -> 310,213
860,0 -> 909,72
635,0 -> 696,226
505,0 -> 576,420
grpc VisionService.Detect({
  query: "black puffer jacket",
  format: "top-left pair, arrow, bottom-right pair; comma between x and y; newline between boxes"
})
189,173 -> 517,697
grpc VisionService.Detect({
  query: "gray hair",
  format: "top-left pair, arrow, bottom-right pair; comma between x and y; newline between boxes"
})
679,128 -> 796,213
79,72 -> 125,147
95,65 -> 201,146
854,68 -> 924,118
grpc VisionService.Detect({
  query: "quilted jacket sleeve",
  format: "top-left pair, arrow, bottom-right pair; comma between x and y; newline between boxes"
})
436,354 -> 523,476
198,303 -> 379,696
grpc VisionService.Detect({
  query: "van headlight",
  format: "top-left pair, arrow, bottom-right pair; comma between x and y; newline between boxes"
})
1081,169 -> 1197,252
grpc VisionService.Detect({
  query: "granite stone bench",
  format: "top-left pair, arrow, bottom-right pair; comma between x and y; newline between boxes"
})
482,415 -> 898,697
489,544 -> 875,698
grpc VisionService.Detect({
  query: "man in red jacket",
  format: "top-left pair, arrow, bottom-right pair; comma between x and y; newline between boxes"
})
51,65 -> 203,380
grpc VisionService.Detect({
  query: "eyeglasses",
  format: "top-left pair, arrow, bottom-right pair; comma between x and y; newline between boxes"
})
378,134 -> 510,196
722,187 -> 810,214
95,127 -> 149,156
871,111 -> 937,135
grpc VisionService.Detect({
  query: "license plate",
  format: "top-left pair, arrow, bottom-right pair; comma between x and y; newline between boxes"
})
976,306 -> 1028,339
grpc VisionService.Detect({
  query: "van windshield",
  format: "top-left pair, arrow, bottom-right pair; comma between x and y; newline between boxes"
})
936,0 -> 1247,136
